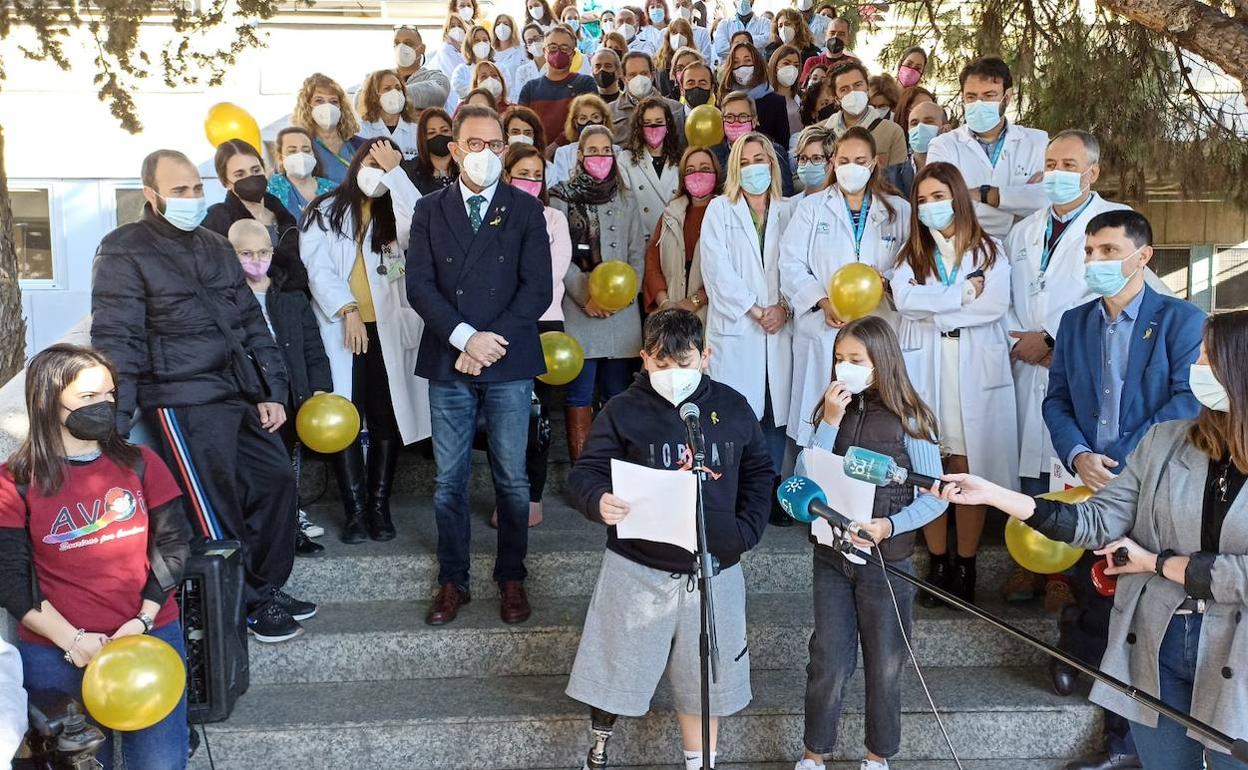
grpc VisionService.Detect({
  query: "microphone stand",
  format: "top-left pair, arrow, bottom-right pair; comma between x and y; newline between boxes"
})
816,520 -> 1248,762
690,437 -> 719,770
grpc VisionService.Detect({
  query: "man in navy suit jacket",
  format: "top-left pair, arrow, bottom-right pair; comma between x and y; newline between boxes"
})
406,105 -> 553,628
1041,209 -> 1203,770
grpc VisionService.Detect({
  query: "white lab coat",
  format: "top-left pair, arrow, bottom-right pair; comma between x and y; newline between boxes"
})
300,167 -> 432,445
779,187 -> 910,446
0,636 -> 25,768
630,26 -> 662,55
925,123 -> 1049,240
358,119 -> 420,159
428,40 -> 467,77
1006,194 -> 1173,478
494,46 -> 541,96
700,194 -> 795,425
711,14 -> 771,63
692,25 -> 714,63
892,241 -> 1018,489
617,149 -> 680,237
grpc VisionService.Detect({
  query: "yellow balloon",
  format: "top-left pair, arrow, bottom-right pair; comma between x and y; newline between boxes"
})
82,635 -> 185,732
1004,517 -> 1083,574
296,393 -> 361,454
1038,485 -> 1094,504
588,262 -> 639,313
684,104 -> 725,148
829,263 -> 884,322
204,102 -> 263,153
537,331 -> 586,386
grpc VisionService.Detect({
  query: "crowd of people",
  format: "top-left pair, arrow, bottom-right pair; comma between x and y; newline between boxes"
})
0,2 -> 1245,770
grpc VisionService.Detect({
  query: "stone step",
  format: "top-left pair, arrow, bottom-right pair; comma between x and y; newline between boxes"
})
288,498 -> 1039,603
249,595 -> 1057,685
554,763 -> 1071,770
190,667 -> 1099,769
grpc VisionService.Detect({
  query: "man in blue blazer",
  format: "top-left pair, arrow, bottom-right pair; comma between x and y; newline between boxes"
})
406,104 -> 553,627
1042,209 -> 1204,770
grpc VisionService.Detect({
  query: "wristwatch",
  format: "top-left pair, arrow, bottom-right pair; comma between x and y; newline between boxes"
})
1043,331 -> 1055,349
979,184 -> 992,204
1154,549 -> 1177,577
135,612 -> 155,633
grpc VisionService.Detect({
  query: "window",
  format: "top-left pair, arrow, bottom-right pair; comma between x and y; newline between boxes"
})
114,187 -> 147,227
12,189 -> 53,282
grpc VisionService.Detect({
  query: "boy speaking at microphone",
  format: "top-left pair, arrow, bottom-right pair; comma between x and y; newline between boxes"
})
565,308 -> 775,770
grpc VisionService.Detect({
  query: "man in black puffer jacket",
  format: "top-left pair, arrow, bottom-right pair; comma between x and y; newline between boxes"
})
91,149 -> 313,644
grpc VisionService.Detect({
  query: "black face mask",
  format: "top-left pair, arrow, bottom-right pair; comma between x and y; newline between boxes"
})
64,401 -> 117,442
233,174 -> 268,203
428,134 -> 453,157
594,70 -> 617,89
827,37 -> 845,55
817,102 -> 838,121
576,120 -> 602,134
684,87 -> 711,107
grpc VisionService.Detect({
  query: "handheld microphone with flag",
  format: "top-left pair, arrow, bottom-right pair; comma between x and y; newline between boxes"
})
774,475 -> 873,542
842,446 -> 944,491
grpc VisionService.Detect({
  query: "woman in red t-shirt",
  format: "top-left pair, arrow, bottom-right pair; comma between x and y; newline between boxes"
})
0,344 -> 192,769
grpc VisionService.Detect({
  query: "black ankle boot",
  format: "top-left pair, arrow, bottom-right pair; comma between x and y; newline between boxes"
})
333,440 -> 369,544
366,439 -> 400,541
951,554 -> 977,605
919,552 -> 951,608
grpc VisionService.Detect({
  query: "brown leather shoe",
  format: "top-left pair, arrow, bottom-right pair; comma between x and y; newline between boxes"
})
499,580 -> 531,624
425,584 -> 471,626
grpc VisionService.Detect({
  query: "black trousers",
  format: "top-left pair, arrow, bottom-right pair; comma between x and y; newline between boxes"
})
352,322 -> 400,442
148,399 -> 298,613
526,320 -> 563,503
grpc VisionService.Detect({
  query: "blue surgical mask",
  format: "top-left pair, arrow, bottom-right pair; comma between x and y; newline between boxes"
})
964,99 -> 1003,134
1042,169 -> 1087,205
648,6 -> 665,22
567,18 -> 581,30
1084,246 -> 1143,297
736,0 -> 752,16
739,163 -> 772,195
908,122 -> 939,153
157,194 -> 208,231
918,199 -> 954,231
796,161 -> 827,188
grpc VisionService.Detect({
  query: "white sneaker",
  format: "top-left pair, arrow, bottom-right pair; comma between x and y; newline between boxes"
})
859,760 -> 888,770
298,510 -> 324,538
794,760 -> 825,770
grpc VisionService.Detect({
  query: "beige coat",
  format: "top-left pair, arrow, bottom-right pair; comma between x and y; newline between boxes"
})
653,196 -> 707,324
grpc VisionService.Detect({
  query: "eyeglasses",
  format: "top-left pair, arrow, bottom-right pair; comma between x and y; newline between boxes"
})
545,43 -> 574,54
462,137 -> 508,153
723,113 -> 752,123
237,249 -> 274,261
797,153 -> 827,164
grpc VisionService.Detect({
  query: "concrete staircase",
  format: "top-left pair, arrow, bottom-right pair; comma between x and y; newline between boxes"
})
190,450 -> 1099,770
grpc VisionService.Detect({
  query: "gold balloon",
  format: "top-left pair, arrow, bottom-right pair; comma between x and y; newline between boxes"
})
684,104 -> 725,148
588,262 -> 639,313
1004,517 -> 1083,574
82,635 -> 185,732
829,263 -> 885,322
296,393 -> 361,454
537,331 -> 586,386
204,102 -> 263,153
1038,485 -> 1094,504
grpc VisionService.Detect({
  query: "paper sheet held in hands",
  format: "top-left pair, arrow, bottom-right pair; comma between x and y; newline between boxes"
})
609,459 -> 698,554
802,447 -> 877,564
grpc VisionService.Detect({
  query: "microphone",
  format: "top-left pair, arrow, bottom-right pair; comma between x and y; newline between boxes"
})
775,475 -> 872,542
679,402 -> 706,458
842,446 -> 944,491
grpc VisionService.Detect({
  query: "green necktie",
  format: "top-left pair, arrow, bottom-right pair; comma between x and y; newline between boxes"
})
468,194 -> 485,233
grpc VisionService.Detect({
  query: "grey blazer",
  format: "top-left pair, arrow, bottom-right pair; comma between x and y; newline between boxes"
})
1032,419 -> 1248,751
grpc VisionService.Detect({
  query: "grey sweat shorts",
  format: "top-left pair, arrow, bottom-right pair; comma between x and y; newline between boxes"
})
565,549 -> 753,717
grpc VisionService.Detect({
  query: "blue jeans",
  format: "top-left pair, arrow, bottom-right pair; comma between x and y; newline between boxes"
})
429,378 -> 533,587
1131,615 -> 1248,769
760,385 -> 787,474
20,621 -> 190,770
564,357 -> 637,408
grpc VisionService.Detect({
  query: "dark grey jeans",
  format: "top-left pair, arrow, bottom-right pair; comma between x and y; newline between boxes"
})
803,546 -> 917,758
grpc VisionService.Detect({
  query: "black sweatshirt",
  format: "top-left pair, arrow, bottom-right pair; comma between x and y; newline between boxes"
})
567,372 -> 774,574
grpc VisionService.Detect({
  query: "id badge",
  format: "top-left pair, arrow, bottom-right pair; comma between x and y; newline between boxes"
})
1029,275 -> 1046,296
385,259 -> 407,283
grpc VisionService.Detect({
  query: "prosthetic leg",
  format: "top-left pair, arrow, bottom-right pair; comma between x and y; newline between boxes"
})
583,708 -> 618,770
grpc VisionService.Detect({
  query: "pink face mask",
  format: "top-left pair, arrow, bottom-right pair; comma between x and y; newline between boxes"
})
684,170 -> 716,198
511,177 -> 544,198
240,259 -> 271,280
897,64 -> 921,88
643,125 -> 669,148
723,120 -> 752,142
583,155 -> 615,180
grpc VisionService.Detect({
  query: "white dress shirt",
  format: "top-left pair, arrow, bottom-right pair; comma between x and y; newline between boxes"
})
448,178 -> 500,351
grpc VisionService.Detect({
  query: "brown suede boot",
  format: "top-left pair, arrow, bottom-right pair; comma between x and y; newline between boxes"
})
565,406 -> 594,464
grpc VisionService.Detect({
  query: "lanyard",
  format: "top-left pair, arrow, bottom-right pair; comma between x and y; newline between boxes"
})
934,253 -> 959,286
1040,195 -> 1095,274
844,192 -> 871,257
316,137 -> 354,169
982,131 -> 1007,168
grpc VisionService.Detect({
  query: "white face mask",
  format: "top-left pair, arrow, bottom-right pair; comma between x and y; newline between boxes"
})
650,367 -> 702,406
496,24 -> 512,41
1190,364 -> 1230,412
839,89 -> 868,116
462,147 -> 503,187
357,167 -> 388,197
836,361 -> 874,394
458,6 -> 474,20
479,76 -> 503,98
529,5 -> 545,19
449,27 -> 467,43
395,43 -> 419,68
675,6 -> 692,18
283,151 -> 317,178
778,26 -> 795,44
732,65 -> 755,85
527,41 -> 544,58
602,20 -> 616,32
618,22 -> 636,40
835,162 -> 872,193
627,74 -> 654,98
508,133 -> 535,145
311,103 -> 341,129
380,89 -> 406,115
797,0 -> 814,9
777,64 -> 799,87
670,33 -> 687,49
472,41 -> 492,59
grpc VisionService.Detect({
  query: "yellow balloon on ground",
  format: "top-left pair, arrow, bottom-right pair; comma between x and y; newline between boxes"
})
588,262 -> 639,312
829,263 -> 884,321
82,635 -> 185,732
538,331 -> 586,386
204,102 -> 263,153
685,104 -> 725,147
296,393 -> 361,454
1004,517 -> 1083,574
1038,485 -> 1094,504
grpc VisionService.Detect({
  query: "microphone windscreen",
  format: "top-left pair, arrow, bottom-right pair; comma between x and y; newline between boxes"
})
679,402 -> 700,421
843,446 -> 896,486
775,475 -> 825,524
